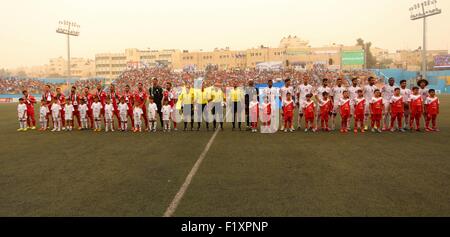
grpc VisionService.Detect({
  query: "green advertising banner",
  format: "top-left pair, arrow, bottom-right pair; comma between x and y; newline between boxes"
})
342,51 -> 365,65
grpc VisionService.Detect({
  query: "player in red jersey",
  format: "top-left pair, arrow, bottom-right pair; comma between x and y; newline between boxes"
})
80,86 -> 94,129
389,88 -> 405,132
123,85 -> 135,129
302,93 -> 316,133
339,91 -> 351,133
282,92 -> 295,132
134,82 -> 148,131
55,87 -> 66,130
163,82 -> 177,130
409,87 -> 423,131
22,90 -> 36,129
108,84 -> 121,130
370,89 -> 383,133
41,84 -> 54,127
318,91 -> 332,131
353,89 -> 366,133
424,89 -> 440,132
68,86 -> 81,129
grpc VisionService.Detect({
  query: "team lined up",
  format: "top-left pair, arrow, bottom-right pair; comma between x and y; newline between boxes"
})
16,76 -> 440,133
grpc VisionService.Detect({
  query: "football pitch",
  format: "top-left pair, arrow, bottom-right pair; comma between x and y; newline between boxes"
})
1,96 -> 449,217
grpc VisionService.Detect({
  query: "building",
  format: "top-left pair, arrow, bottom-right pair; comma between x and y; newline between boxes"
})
47,57 -> 95,78
95,48 -> 180,80
9,57 -> 95,78
95,36 -> 365,79
390,49 -> 448,71
371,47 -> 390,61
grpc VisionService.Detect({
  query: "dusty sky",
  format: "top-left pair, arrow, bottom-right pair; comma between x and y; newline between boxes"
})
1,0 -> 449,68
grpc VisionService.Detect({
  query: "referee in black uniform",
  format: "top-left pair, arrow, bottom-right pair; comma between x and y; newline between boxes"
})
149,77 -> 164,127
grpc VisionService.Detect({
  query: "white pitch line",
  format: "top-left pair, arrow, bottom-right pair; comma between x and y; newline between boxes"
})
163,128 -> 220,217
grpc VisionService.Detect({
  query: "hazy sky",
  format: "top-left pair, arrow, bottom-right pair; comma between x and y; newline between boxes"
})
1,0 -> 449,68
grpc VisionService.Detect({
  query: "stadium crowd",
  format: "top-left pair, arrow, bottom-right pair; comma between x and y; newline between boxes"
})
0,77 -> 103,95
0,77 -> 61,94
112,67 -> 379,93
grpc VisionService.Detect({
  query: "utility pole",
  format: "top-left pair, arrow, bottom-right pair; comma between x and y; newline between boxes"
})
409,0 -> 441,79
56,20 -> 80,89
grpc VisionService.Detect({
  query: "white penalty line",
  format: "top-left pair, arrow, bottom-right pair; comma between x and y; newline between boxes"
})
163,128 -> 220,217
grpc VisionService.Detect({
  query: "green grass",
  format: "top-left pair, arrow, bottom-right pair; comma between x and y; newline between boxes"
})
0,96 -> 449,216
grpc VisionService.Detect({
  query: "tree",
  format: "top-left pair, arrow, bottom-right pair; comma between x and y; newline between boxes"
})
16,70 -> 27,78
356,38 -> 377,69
379,58 -> 393,69
0,68 -> 11,77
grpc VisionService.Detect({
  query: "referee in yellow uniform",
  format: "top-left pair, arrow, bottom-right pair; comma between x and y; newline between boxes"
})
211,82 -> 225,130
230,82 -> 244,130
194,84 -> 211,131
178,83 -> 195,131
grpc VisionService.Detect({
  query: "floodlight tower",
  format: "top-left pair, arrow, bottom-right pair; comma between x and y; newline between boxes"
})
56,20 -> 80,88
409,0 -> 441,79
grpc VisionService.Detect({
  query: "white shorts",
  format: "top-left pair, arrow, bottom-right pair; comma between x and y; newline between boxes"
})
298,100 -> 305,114
364,103 -> 370,115
105,113 -> 113,120
383,102 -> 390,115
120,113 -> 127,122
332,103 -> 340,114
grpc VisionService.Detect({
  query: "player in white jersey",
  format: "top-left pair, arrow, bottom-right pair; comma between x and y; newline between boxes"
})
348,77 -> 361,101
330,78 -> 346,130
104,98 -> 115,132
417,79 -> 429,101
261,79 -> 279,104
347,77 -> 361,129
17,98 -> 28,131
39,100 -> 50,131
314,78 -> 332,127
91,97 -> 103,132
64,100 -> 75,131
147,96 -> 158,132
296,75 -> 313,129
417,79 -> 429,124
133,101 -> 144,132
279,78 -> 294,130
380,77 -> 397,130
50,98 -> 62,132
399,80 -> 412,129
363,76 -> 378,130
79,99 -> 89,130
118,97 -> 129,131
161,100 -> 173,132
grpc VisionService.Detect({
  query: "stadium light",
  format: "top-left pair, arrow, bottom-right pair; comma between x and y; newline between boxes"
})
56,20 -> 80,88
409,0 -> 441,79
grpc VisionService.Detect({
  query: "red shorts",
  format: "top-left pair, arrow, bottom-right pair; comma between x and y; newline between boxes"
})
284,114 -> 293,122
411,111 -> 422,118
355,113 -> 364,120
320,113 -> 329,120
391,111 -> 404,117
371,114 -> 382,120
